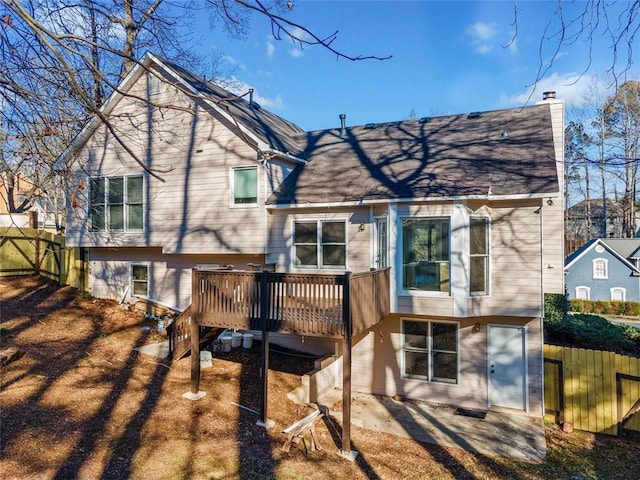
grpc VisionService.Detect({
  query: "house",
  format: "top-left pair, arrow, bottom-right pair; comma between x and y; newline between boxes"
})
60,53 -> 564,430
565,198 -> 624,254
0,172 -> 60,231
565,238 -> 640,301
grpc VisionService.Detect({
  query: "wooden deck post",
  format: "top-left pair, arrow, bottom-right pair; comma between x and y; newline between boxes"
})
190,315 -> 200,394
258,272 -> 274,428
183,268 -> 205,400
339,272 -> 357,460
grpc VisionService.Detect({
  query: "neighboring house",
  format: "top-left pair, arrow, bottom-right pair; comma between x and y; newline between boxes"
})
565,198 -> 623,253
565,238 -> 640,301
0,172 -> 59,230
60,53 -> 564,420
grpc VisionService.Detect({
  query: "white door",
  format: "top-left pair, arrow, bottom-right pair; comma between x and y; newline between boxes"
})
488,325 -> 526,410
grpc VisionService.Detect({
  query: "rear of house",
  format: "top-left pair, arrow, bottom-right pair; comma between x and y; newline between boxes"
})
264,99 -> 565,416
62,53 -> 564,418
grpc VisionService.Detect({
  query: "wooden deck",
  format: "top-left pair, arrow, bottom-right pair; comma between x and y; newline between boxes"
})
190,268 -> 390,338
180,267 -> 390,457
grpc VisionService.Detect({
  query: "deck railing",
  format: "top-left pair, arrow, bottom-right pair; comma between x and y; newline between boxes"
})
191,268 -> 390,338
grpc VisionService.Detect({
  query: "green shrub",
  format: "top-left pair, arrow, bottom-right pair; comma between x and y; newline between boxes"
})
569,299 -> 587,313
624,302 -> 640,316
545,293 -> 569,325
555,314 -> 636,354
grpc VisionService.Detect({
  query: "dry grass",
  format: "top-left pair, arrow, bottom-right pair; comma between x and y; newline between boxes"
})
1,276 -> 639,480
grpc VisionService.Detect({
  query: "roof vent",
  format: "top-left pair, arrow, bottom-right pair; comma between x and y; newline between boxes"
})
419,117 -> 431,124
339,113 -> 347,136
543,91 -> 556,100
467,112 -> 481,119
364,123 -> 376,129
248,88 -> 261,110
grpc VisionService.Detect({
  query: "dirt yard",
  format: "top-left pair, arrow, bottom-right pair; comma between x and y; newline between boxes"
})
1,275 -> 639,480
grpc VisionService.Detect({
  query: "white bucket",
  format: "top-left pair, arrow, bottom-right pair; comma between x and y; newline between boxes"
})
199,350 -> 212,368
221,336 -> 232,353
231,332 -> 243,348
242,333 -> 254,349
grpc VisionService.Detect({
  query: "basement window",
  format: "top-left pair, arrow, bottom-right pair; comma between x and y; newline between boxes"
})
131,264 -> 149,297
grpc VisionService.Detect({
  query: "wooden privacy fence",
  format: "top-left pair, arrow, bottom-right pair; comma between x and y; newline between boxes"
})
0,227 -> 84,288
544,344 -> 640,436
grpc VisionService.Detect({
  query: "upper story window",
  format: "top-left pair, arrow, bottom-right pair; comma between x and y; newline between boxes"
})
470,217 -> 489,296
294,220 -> 346,268
402,319 -> 458,384
402,218 -> 450,293
593,258 -> 608,279
89,175 -> 143,232
232,166 -> 258,205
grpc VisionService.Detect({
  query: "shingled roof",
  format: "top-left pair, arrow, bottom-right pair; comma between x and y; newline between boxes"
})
157,57 -> 559,206
267,104 -> 559,205
158,59 -> 306,156
59,53 -> 560,205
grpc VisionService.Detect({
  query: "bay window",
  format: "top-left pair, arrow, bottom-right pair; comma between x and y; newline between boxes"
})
470,217 -> 489,295
402,218 -> 450,292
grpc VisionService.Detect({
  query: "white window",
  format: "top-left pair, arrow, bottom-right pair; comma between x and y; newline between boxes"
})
469,217 -> 489,296
593,258 -> 608,279
232,166 -> 258,205
293,220 -> 346,268
89,175 -> 144,232
611,287 -> 626,301
402,319 -> 458,384
375,217 -> 388,269
131,264 -> 149,297
575,286 -> 590,300
402,218 -> 450,293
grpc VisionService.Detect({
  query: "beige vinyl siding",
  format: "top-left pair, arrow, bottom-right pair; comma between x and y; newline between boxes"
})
267,207 -> 372,273
88,247 -> 265,309
542,100 -> 565,295
542,202 -> 564,294
66,67 -> 267,254
489,200 -> 543,317
349,314 -> 543,416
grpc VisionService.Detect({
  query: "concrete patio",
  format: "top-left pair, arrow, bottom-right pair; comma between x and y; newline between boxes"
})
318,390 -> 546,463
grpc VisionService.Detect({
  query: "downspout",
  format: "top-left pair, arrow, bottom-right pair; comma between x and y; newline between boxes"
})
539,199 -> 545,417
262,156 -> 269,263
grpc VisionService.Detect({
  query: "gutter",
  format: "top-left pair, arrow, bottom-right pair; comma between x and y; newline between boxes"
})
266,192 -> 561,210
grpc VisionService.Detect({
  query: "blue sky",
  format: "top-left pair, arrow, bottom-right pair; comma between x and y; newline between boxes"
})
193,1 -> 638,131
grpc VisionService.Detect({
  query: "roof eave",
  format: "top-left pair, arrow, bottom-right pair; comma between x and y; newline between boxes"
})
261,147 -> 307,165
266,191 -> 557,209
